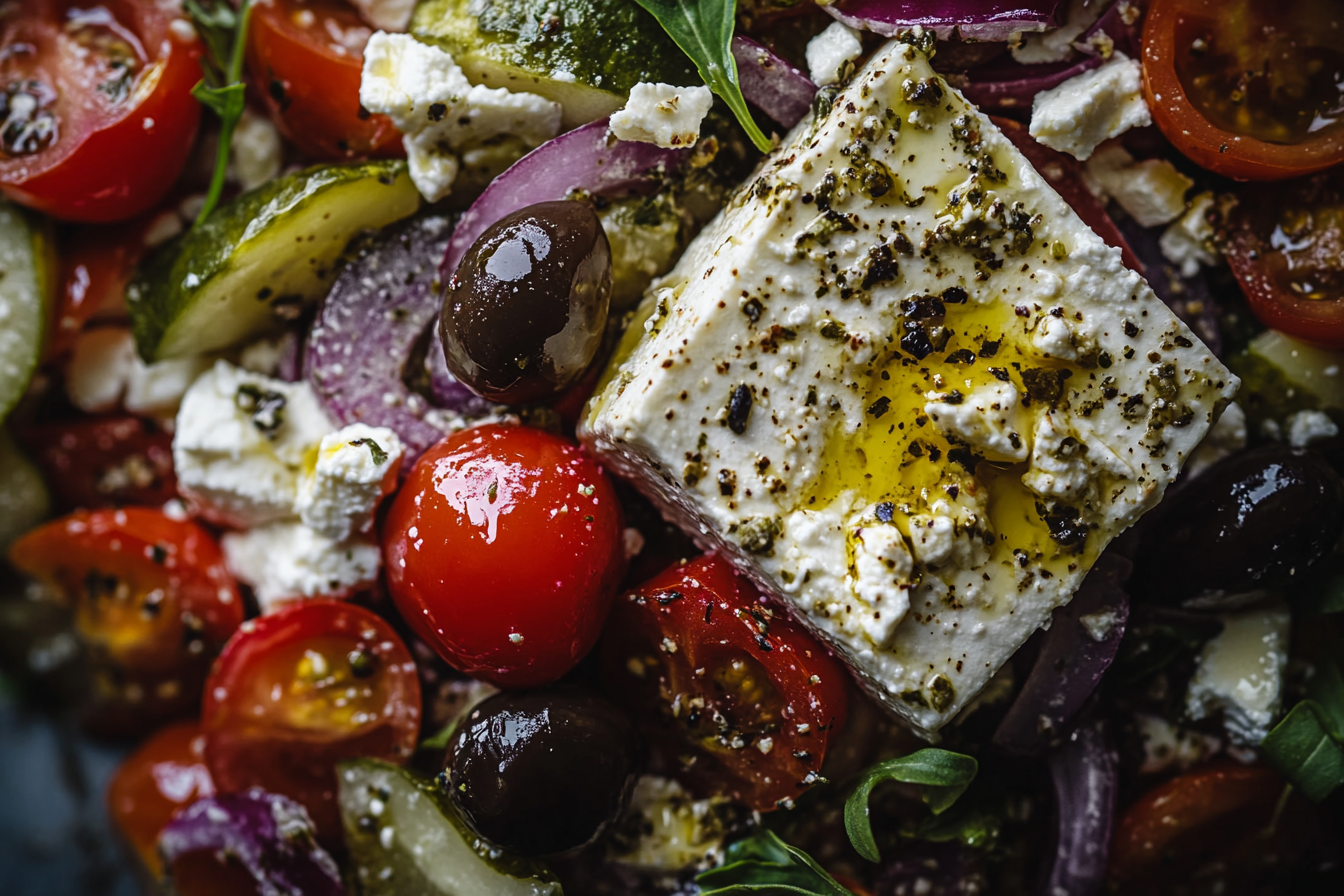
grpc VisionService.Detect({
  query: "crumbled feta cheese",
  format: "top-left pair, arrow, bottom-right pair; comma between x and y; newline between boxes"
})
925,382 -> 1030,463
236,336 -> 289,377
229,109 -> 283,192
806,21 -> 864,87
296,423 -> 404,540
1286,409 -> 1338,448
360,32 -> 561,200
1084,144 -> 1193,227
173,361 -> 334,528
847,514 -> 914,646
1022,411 -> 1093,501
610,82 -> 714,149
1160,191 -> 1219,277
222,522 -> 381,611
1135,713 -> 1220,775
1186,602 -> 1291,745
1029,52 -> 1151,160
66,327 -> 207,416
608,776 -> 736,872
350,0 -> 414,32
1011,0 -> 1104,64
1186,402 -> 1247,478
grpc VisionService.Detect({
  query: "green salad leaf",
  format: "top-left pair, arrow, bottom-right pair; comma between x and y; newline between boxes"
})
695,830 -> 854,895
630,0 -> 773,153
184,0 -> 255,224
844,749 -> 979,862
1263,700 -> 1344,803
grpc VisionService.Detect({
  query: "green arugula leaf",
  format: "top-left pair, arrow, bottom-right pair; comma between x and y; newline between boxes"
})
630,0 -> 772,153
183,0 -> 254,224
844,749 -> 978,862
1263,700 -> 1344,803
1308,658 -> 1344,738
696,830 -> 854,896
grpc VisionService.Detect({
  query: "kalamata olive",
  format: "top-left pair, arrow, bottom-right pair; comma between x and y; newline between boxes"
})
1134,446 -> 1344,607
441,200 -> 612,403
445,686 -> 639,857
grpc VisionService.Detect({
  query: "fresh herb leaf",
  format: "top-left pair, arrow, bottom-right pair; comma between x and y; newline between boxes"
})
630,0 -> 772,153
184,0 -> 254,224
1307,658 -> 1344,739
695,830 -> 853,896
1262,700 -> 1344,803
844,748 -> 978,862
419,716 -> 460,752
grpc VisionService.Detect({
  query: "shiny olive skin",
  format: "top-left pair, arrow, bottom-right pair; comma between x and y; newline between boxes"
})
445,687 -> 639,857
442,200 -> 612,403
1134,446 -> 1344,607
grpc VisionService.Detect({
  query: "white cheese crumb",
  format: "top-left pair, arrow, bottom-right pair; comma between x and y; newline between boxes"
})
1084,144 -> 1193,227
229,110 -> 283,192
610,82 -> 714,149
806,21 -> 863,87
350,0 -> 415,32
1160,191 -> 1219,277
1286,409 -> 1339,448
1011,0 -> 1103,64
1135,713 -> 1220,775
1029,52 -> 1151,160
924,382 -> 1030,462
296,423 -> 404,540
848,515 -> 914,645
65,327 -> 208,416
1185,402 -> 1247,478
1078,609 -> 1119,642
609,776 -> 732,872
1186,602 -> 1291,745
223,523 -> 380,612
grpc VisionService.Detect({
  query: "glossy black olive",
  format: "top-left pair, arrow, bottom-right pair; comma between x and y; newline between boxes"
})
442,200 -> 612,403
445,686 -> 639,857
1133,446 -> 1344,607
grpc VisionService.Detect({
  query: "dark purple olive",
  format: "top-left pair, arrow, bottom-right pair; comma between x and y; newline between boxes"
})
445,686 -> 639,857
441,200 -> 612,403
1134,446 -> 1344,607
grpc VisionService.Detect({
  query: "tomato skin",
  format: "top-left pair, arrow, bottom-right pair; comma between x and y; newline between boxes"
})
16,416 -> 176,511
1142,0 -> 1344,180
0,2 -> 202,222
107,721 -> 214,878
247,0 -> 402,161
384,423 -> 627,688
600,554 -> 849,811
201,600 -> 421,841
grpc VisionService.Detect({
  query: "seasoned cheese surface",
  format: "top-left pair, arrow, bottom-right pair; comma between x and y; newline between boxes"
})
582,40 -> 1237,736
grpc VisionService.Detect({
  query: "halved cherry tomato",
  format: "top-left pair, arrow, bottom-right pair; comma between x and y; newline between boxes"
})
0,1 -> 202,221
247,0 -> 402,161
1226,171 -> 1344,348
201,600 -> 421,840
16,415 -> 176,511
384,423 -> 627,688
1142,0 -> 1344,180
600,554 -> 849,812
8,508 -> 243,734
107,721 -> 214,878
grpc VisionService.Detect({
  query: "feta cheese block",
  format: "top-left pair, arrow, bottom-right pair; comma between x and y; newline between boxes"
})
582,39 -> 1238,736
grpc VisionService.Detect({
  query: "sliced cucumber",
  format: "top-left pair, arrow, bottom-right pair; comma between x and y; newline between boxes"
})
336,759 -> 561,896
127,161 -> 420,361
0,199 -> 54,422
1247,329 -> 1344,409
598,192 -> 687,310
0,429 -> 50,551
411,0 -> 698,128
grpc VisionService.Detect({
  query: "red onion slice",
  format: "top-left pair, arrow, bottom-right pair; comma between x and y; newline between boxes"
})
732,36 -> 818,129
158,789 -> 345,896
993,553 -> 1131,755
1045,718 -> 1118,896
825,0 -> 1063,41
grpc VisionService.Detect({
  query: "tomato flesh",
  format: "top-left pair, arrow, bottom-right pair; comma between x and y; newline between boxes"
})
201,601 -> 421,841
601,554 -> 849,811
17,415 -> 176,511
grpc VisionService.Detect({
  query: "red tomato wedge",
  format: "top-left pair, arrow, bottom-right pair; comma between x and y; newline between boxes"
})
17,415 -> 176,511
0,1 -> 202,221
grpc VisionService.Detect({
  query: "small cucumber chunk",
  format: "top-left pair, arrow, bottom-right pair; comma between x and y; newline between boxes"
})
337,759 -> 561,896
411,0 -> 697,128
0,429 -> 50,551
128,161 -> 420,361
0,199 -> 54,422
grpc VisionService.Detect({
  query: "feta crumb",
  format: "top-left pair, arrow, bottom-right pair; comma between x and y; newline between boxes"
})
296,423 -> 404,540
848,516 -> 914,645
1078,609 -> 1120,642
806,21 -> 863,87
924,382 -> 1030,462
1186,402 -> 1247,478
1160,191 -> 1219,277
66,327 -> 208,416
222,522 -> 381,611
229,109 -> 283,192
1084,144 -> 1193,227
1012,0 -> 1103,65
1135,713 -> 1220,775
610,82 -> 714,149
1186,602 -> 1291,745
1286,409 -> 1339,448
609,776 -> 734,872
360,32 -> 561,200
1029,52 -> 1151,160
350,0 -> 415,32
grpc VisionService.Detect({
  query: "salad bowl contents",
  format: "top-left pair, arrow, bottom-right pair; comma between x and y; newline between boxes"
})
2,2 -> 1343,895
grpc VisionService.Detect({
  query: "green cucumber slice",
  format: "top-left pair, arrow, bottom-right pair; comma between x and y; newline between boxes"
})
411,0 -> 698,129
127,161 -> 420,361
337,759 -> 561,896
0,199 -> 53,423
0,429 -> 50,551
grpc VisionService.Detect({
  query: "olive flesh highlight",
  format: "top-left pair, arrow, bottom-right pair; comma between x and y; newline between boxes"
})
441,200 -> 612,403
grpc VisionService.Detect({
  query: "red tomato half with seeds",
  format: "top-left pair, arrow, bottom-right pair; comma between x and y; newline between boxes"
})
384,423 -> 627,688
601,554 -> 849,812
17,415 -> 176,511
201,600 -> 421,841
0,1 -> 202,221
8,508 -> 243,734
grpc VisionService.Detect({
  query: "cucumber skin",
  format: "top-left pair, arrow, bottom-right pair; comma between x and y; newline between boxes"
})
128,161 -> 420,362
0,201 -> 53,423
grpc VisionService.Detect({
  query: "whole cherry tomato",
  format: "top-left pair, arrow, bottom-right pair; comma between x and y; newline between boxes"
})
0,1 -> 202,221
384,423 -> 627,688
107,721 -> 214,878
1142,0 -> 1344,180
17,415 -> 176,511
8,508 -> 243,734
247,0 -> 402,161
201,600 -> 421,841
600,554 -> 849,812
